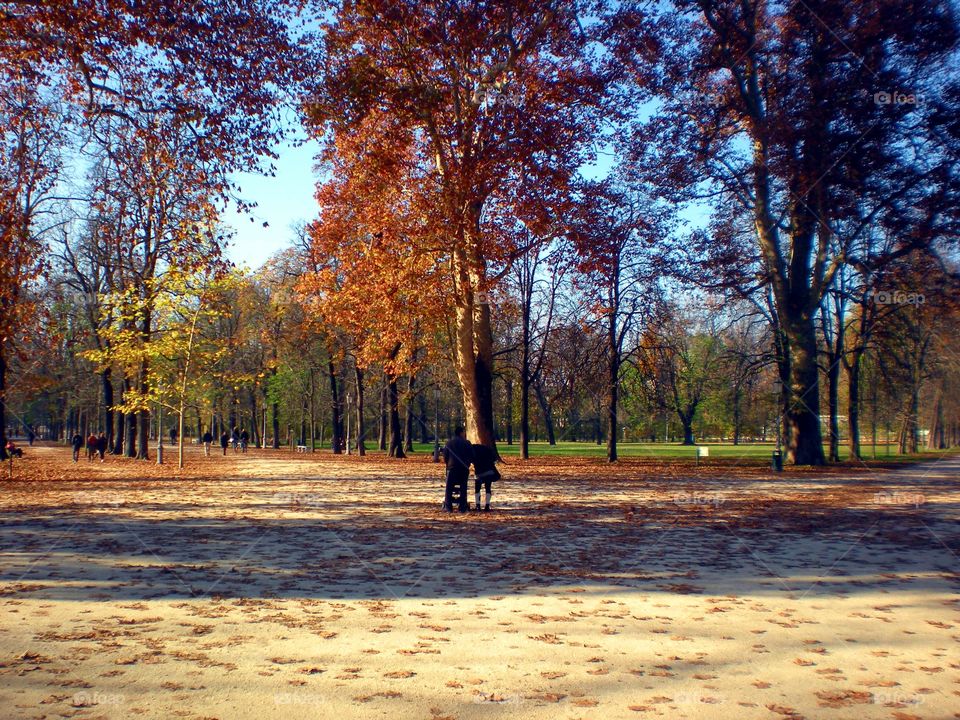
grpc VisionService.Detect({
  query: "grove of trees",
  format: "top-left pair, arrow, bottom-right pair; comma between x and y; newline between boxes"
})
2,0 -> 958,465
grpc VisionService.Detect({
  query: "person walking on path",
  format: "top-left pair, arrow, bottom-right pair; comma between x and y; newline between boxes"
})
231,427 -> 240,453
220,430 -> 230,456
86,432 -> 98,462
240,428 -> 249,453
96,432 -> 108,462
71,433 -> 83,462
202,430 -> 213,457
471,443 -> 500,511
441,427 -> 473,513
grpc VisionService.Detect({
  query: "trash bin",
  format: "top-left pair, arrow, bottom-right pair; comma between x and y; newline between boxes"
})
771,450 -> 783,472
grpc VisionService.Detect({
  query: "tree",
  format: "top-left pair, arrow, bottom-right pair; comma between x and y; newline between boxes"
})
0,75 -> 68,459
627,0 -> 960,463
306,0 -> 623,449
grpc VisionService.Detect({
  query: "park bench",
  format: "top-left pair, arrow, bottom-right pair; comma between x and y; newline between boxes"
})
295,445 -> 308,453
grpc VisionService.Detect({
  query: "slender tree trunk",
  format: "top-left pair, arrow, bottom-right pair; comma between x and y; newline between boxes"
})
126,409 -> 137,458
846,349 -> 863,460
309,370 -> 317,453
607,309 -> 619,462
102,368 -> 114,453
504,377 -> 514,445
534,381 -> 556,445
378,381 -> 387,450
404,374 -> 415,452
355,366 -> 366,456
732,379 -> 742,445
388,376 -> 405,458
418,392 -> 429,444
0,348 -> 7,461
137,363 -> 150,460
327,360 -> 342,454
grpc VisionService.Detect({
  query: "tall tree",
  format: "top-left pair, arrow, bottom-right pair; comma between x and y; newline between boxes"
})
306,0 -> 623,449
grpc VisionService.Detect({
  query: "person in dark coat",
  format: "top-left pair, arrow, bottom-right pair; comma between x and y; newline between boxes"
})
86,433 -> 98,462
240,428 -> 249,453
202,430 -> 213,457
442,427 -> 473,512
220,431 -> 230,456
231,427 -> 240,453
471,443 -> 500,511
71,433 -> 84,462
96,432 -> 108,461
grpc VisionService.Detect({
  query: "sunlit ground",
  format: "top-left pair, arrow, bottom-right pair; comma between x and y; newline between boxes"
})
0,446 -> 957,719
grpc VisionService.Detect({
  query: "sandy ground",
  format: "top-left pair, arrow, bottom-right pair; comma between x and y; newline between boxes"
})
0,445 -> 958,720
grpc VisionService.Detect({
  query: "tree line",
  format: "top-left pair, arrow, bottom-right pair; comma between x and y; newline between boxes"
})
2,0 -> 958,465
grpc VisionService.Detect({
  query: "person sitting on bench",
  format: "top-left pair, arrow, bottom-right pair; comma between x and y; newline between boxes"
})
441,427 -> 473,513
471,443 -> 500,511
5,440 -> 22,458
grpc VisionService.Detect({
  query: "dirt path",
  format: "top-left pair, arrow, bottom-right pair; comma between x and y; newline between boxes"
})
0,447 -> 957,719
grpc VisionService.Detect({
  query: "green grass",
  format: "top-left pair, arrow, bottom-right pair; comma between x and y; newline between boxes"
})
405,440 -> 930,461
305,439 -> 951,464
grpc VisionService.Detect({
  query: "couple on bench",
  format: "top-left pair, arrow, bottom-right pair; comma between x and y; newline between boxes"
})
441,427 -> 500,512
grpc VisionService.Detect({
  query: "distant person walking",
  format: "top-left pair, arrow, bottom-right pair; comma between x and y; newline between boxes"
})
96,432 -> 108,462
169,427 -> 177,445
220,430 -> 229,456
202,430 -> 213,457
442,427 -> 473,513
231,427 -> 240,453
71,433 -> 83,462
240,428 -> 249,453
86,432 -> 98,462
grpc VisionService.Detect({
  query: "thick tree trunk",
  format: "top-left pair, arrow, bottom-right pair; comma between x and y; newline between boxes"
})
679,413 -> 695,446
355,367 -> 366,456
451,246 -> 497,450
784,318 -> 825,465
388,376 -> 405,458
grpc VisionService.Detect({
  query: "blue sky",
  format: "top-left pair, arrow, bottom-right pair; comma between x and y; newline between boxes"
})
224,139 -> 322,269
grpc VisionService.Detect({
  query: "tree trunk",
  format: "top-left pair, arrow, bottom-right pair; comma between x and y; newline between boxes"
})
388,376 -> 405,458
102,368 -> 114,453
327,360 -> 342,454
355,366 -> 366,456
783,318 -> 825,465
404,374 -> 415,452
0,348 -> 7,461
846,348 -> 863,460
606,310 -> 619,462
504,377 -> 514,445
309,370 -> 317,453
534,381 -> 556,445
731,379 -> 742,445
928,389 -> 945,450
450,245 -> 497,450
679,412 -> 695,446
378,381 -> 387,450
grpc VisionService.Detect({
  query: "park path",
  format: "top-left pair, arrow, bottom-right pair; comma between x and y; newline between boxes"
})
0,446 -> 957,719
